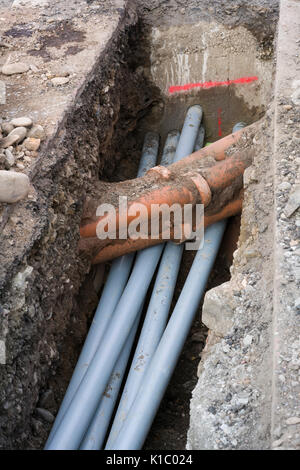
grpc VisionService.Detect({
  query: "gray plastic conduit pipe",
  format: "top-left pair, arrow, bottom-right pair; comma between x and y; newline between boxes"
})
46,105 -> 202,450
45,132 -> 159,448
105,122 -> 204,448
194,125 -> 205,151
110,220 -> 227,450
232,122 -> 247,133
109,121 -> 244,450
105,243 -> 183,449
80,306 -> 143,450
79,131 -> 180,450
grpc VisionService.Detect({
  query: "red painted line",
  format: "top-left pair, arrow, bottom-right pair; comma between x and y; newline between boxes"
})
218,108 -> 222,137
169,76 -> 258,94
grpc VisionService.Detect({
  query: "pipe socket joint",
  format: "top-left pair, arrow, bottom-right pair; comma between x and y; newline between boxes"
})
190,173 -> 212,207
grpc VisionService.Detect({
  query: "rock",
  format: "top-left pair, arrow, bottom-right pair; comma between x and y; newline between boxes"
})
4,149 -> 15,168
0,80 -> 6,105
35,408 -> 55,424
294,297 -> 300,312
31,418 -> 43,436
243,167 -> 258,186
38,389 -> 55,410
286,417 -> 300,425
278,181 -> 291,191
202,282 -> 235,336
244,248 -> 261,260
0,170 -> 30,203
1,122 -> 14,135
272,439 -> 283,448
12,266 -> 33,290
23,137 -> 40,151
1,63 -> 29,75
0,133 -> 19,148
27,124 -> 45,141
236,391 -> 250,405
284,185 -> 300,217
51,76 -> 69,86
291,80 -> 300,106
243,334 -> 253,347
0,340 -> 5,365
7,126 -> 27,144
29,64 -> 39,73
10,117 -> 33,128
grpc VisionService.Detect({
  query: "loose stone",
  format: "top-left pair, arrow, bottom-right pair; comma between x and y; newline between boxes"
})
35,408 -> 55,424
4,149 -> 15,168
1,63 -> 29,75
1,122 -> 14,135
23,137 -> 40,151
0,80 -> 6,105
286,417 -> 300,425
6,126 -> 27,145
51,77 -> 69,86
27,124 -> 45,141
10,117 -> 33,128
0,170 -> 30,203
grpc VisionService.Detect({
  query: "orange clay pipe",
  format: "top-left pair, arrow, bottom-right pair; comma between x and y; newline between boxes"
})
79,125 -> 250,241
91,193 -> 243,264
79,124 -> 253,262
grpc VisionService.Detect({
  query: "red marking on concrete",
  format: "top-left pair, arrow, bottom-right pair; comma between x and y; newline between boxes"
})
169,76 -> 258,94
218,108 -> 222,137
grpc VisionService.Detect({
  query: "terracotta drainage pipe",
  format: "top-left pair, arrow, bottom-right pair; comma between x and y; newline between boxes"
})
79,148 -> 248,264
91,192 -> 243,264
79,124 -> 248,242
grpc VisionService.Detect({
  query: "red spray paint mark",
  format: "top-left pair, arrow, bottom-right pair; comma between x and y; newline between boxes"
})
169,76 -> 258,94
218,108 -> 222,137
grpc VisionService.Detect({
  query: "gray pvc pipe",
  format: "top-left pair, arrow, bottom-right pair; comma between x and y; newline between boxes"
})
159,130 -> 180,166
45,254 -> 135,446
105,241 -> 183,449
105,114 -> 203,448
45,132 -> 159,448
110,220 -> 227,450
173,105 -> 202,163
194,125 -> 205,151
79,132 -> 180,450
232,122 -> 247,133
136,132 -> 160,177
47,245 -> 164,450
79,307 -> 143,450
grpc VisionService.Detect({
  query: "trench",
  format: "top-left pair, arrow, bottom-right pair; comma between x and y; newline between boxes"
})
37,13 -> 274,451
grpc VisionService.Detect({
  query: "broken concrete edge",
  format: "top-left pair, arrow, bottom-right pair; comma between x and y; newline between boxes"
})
187,0 -> 300,450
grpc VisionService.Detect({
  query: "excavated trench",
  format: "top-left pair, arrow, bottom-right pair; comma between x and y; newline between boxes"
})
45,20 -> 273,450
0,4 -> 277,450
